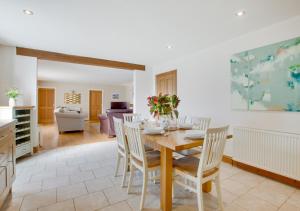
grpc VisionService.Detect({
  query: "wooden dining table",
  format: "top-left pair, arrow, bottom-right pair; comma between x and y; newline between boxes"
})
142,129 -> 232,211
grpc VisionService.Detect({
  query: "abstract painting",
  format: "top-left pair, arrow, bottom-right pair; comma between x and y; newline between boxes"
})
231,36 -> 300,112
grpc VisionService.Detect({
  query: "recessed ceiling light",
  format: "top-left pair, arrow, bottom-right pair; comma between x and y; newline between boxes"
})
235,10 -> 245,17
23,9 -> 34,15
167,45 -> 173,49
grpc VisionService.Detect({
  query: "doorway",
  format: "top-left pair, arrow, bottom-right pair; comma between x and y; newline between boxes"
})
89,90 -> 103,121
38,88 -> 55,123
156,70 -> 177,95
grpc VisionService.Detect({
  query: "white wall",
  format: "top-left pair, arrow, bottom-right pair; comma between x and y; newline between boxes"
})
0,45 -> 39,147
148,16 -> 300,132
38,81 -> 132,117
133,69 -> 153,118
124,84 -> 134,105
0,46 -> 38,106
135,16 -> 300,156
14,56 -> 38,106
0,45 -> 15,105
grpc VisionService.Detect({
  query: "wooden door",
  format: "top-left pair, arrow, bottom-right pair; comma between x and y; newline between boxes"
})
89,90 -> 102,121
38,88 -> 55,123
156,70 -> 177,95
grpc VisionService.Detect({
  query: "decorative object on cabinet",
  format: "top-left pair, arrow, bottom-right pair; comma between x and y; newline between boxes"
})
0,120 -> 16,208
5,88 -> 20,107
0,106 -> 34,159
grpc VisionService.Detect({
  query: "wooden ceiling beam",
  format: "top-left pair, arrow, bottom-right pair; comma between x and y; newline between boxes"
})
16,47 -> 145,71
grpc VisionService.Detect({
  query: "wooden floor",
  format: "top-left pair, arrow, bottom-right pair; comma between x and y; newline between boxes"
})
39,121 -> 113,150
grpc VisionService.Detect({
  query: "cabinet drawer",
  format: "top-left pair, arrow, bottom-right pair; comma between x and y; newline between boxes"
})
16,142 -> 31,158
0,135 -> 11,164
0,124 -> 14,137
0,166 -> 7,195
0,132 -> 13,146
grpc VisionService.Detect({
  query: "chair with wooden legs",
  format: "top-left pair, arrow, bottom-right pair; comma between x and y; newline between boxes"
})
173,126 -> 229,211
113,117 -> 130,187
125,122 -> 161,210
123,113 -> 141,124
124,113 -> 154,153
177,117 -> 211,156
114,117 -> 156,187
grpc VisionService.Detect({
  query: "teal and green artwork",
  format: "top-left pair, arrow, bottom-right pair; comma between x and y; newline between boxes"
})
231,36 -> 300,112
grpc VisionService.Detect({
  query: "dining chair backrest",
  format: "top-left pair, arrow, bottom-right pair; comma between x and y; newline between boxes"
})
191,117 -> 211,131
177,115 -> 187,124
124,122 -> 146,166
198,126 -> 229,176
124,113 -> 141,124
113,117 -> 128,153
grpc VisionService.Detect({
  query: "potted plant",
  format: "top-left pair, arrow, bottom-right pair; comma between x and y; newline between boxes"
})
6,88 -> 20,107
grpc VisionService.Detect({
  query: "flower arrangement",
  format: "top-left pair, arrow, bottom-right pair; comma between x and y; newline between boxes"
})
147,93 -> 180,119
6,88 -> 20,99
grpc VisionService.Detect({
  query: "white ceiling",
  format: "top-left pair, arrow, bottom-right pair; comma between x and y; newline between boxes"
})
38,60 -> 133,85
0,0 -> 300,66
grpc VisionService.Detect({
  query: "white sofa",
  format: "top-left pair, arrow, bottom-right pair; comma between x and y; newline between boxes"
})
55,111 -> 87,133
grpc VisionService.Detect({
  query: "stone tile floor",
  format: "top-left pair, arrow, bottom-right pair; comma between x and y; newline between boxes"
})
2,141 -> 300,211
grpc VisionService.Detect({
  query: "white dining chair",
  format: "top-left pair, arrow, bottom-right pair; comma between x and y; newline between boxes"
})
177,117 -> 211,157
113,117 -> 130,187
173,126 -> 229,211
124,113 -> 154,152
177,115 -> 187,124
191,117 -> 211,130
125,122 -> 161,210
123,113 -> 141,123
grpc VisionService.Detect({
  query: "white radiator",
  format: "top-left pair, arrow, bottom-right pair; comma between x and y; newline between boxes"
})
233,127 -> 300,180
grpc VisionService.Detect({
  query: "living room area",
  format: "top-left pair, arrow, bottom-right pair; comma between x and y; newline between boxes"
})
37,59 -> 134,149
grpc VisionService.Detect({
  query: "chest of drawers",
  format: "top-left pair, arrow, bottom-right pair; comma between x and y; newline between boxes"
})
0,120 -> 16,208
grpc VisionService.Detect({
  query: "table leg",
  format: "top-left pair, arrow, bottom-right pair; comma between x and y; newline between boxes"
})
160,146 -> 173,211
202,181 -> 212,192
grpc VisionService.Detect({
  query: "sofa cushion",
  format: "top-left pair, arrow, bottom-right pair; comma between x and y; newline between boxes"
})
55,112 -> 87,119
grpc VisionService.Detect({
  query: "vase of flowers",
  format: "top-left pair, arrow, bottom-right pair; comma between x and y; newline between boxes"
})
147,93 -> 180,120
6,88 -> 20,107
169,94 -> 180,119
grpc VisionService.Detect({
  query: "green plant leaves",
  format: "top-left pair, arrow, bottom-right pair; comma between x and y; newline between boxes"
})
147,93 -> 180,118
6,88 -> 20,99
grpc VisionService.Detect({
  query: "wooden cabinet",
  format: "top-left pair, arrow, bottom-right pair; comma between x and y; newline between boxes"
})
0,120 -> 16,208
0,106 -> 34,159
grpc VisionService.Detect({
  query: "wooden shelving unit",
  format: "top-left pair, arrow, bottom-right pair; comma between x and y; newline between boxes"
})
0,106 -> 34,159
